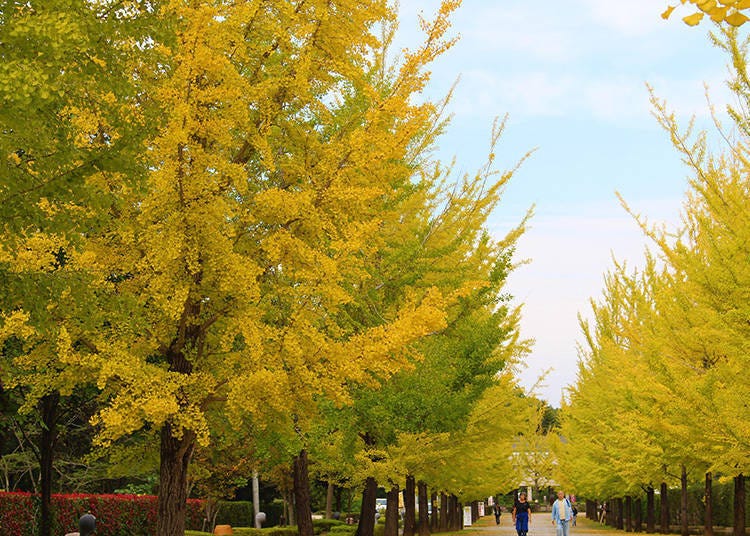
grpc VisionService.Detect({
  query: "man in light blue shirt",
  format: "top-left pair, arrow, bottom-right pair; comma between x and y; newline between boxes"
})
551,491 -> 573,536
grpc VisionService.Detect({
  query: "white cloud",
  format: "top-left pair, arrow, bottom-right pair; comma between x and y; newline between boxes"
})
457,4 -> 580,62
441,67 -> 732,126
578,0 -> 670,37
398,0 -> 734,125
392,0 -> 741,406
452,70 -> 576,118
497,198 -> 682,405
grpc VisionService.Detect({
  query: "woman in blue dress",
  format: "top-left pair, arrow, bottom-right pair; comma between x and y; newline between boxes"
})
512,492 -> 532,536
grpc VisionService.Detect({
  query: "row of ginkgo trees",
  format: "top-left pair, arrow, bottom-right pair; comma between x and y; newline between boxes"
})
557,27 -> 750,536
0,1 -> 539,535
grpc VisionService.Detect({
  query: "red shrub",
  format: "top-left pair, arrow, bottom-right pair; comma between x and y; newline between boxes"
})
0,491 -> 205,535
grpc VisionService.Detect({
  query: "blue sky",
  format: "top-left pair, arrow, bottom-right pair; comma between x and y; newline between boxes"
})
394,1 -> 740,405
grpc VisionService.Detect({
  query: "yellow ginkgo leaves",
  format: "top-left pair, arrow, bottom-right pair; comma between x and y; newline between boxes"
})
683,12 -> 705,24
661,5 -> 677,19
725,10 -> 750,24
662,0 -> 750,26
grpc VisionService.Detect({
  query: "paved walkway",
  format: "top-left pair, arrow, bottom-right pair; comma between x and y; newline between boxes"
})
466,515 -> 615,536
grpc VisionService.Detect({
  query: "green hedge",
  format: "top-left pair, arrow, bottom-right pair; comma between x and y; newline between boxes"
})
329,526 -> 357,534
659,480 -> 750,528
186,521 -> 380,536
235,528 -> 298,536
313,518 -> 345,533
215,501 -> 254,528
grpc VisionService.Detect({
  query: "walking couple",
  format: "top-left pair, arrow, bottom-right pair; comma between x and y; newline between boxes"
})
514,490 -> 575,536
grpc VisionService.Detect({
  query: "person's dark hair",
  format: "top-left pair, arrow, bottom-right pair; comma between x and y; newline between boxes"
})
79,513 -> 96,536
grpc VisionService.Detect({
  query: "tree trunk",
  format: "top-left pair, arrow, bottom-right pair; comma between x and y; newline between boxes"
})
448,496 -> 456,531
39,393 -> 59,536
404,475 -> 416,536
626,496 -> 633,532
733,474 -> 745,536
356,476 -> 378,536
346,487 -> 353,514
445,495 -> 453,532
617,498 -> 624,530
385,485 -> 400,536
156,422 -> 196,536
704,473 -> 713,536
470,501 -> 478,523
287,491 -> 296,526
253,472 -> 261,528
660,482 -> 669,534
457,501 -> 463,531
430,491 -> 438,531
439,492 -> 448,532
335,486 -> 343,515
418,481 -> 430,536
294,449 -> 314,536
635,497 -> 643,533
586,500 -> 595,521
680,465 -> 689,536
647,487 -> 655,533
203,499 -> 220,533
435,491 -> 448,532
326,480 -> 334,519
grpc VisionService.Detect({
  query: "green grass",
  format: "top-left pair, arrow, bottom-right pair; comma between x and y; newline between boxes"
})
186,521 -> 484,536
574,516 -> 621,533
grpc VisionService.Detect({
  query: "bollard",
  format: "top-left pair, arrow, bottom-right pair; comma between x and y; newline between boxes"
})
255,512 -> 267,528
214,525 -> 233,535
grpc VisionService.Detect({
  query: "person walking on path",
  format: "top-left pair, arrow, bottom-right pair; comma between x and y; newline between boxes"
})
571,503 -> 578,527
494,503 -> 502,525
513,492 -> 531,536
551,491 -> 573,536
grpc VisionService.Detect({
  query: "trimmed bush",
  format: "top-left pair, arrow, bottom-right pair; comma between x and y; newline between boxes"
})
264,498 -> 286,526
229,528 -> 298,536
313,518 -> 345,533
0,491 -> 204,536
185,524 -> 360,536
216,501 -> 254,528
261,527 -> 299,536
329,525 -> 357,534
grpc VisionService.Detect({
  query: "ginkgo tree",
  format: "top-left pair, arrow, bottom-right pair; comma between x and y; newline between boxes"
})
559,27 -> 750,536
559,262 -> 706,532
0,0 -> 522,535
0,2 -> 160,534
326,112 -> 531,536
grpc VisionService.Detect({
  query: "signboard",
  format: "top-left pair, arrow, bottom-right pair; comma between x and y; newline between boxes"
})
463,506 -> 472,527
478,502 -> 485,517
